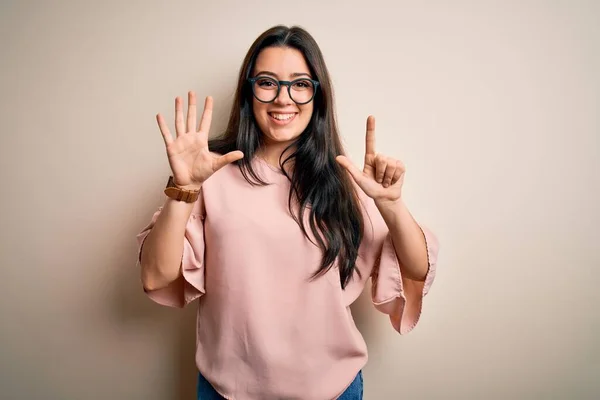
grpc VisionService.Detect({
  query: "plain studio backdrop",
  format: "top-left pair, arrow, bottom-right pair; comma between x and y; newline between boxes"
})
1,1 -> 598,399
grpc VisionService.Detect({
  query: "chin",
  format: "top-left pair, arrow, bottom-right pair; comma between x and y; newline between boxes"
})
265,128 -> 301,144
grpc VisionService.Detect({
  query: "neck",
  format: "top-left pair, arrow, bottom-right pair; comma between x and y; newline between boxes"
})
257,141 -> 295,169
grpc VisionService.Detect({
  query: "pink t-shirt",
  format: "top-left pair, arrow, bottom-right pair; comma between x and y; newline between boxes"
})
136,157 -> 439,400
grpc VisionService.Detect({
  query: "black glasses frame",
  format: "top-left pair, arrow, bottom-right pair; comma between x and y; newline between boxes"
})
247,76 -> 320,105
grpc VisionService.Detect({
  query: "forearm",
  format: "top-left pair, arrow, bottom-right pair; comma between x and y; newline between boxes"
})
375,198 -> 429,281
140,197 -> 196,290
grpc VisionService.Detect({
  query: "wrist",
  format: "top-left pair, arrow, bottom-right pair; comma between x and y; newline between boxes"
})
164,176 -> 201,203
374,196 -> 403,211
177,182 -> 202,191
172,178 -> 202,191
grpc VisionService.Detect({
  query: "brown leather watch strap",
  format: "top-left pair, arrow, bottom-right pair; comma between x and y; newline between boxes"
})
163,176 -> 200,203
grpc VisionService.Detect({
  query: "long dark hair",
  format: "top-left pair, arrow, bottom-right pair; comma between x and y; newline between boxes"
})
209,25 -> 364,289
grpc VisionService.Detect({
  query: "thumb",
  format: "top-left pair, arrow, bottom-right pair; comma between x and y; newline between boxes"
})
336,155 -> 365,187
215,151 -> 244,171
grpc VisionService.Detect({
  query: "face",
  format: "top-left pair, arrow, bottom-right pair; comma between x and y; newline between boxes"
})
251,46 -> 315,148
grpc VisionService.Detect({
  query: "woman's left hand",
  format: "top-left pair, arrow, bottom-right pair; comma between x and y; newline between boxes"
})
336,116 -> 405,204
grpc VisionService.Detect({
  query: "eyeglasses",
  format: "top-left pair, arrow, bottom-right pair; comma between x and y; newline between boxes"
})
248,76 -> 320,105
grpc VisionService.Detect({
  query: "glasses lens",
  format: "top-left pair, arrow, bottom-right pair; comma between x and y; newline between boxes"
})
290,79 -> 315,104
253,77 -> 279,102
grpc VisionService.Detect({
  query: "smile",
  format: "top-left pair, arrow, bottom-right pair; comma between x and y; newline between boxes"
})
268,112 -> 297,125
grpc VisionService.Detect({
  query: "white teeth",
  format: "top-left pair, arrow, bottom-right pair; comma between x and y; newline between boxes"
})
271,113 -> 294,121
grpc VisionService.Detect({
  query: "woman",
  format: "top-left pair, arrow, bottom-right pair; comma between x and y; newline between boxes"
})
137,25 -> 439,400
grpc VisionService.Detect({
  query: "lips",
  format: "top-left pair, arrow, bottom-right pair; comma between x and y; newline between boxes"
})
268,112 -> 297,125
268,112 -> 296,120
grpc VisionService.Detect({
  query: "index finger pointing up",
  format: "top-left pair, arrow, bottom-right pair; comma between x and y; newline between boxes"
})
365,115 -> 376,156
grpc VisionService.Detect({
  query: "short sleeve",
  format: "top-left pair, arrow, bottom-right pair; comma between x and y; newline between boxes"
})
371,224 -> 439,334
135,201 -> 206,308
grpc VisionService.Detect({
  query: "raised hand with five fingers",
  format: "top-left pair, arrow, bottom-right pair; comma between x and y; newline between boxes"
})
336,116 -> 405,204
156,91 -> 244,190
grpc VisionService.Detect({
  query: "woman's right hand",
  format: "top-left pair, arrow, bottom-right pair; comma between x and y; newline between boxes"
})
156,91 -> 244,189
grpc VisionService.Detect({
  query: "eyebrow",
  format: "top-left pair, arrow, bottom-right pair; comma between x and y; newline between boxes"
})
254,70 -> 312,79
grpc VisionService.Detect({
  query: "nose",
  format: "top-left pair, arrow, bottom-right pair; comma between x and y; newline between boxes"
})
274,83 -> 293,105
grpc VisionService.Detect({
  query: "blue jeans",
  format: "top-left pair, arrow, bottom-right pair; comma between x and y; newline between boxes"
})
197,370 -> 363,399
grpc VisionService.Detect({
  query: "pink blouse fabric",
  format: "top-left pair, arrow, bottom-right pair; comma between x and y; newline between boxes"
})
136,157 -> 439,400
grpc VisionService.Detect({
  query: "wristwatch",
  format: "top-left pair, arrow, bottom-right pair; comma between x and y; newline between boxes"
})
164,176 -> 200,203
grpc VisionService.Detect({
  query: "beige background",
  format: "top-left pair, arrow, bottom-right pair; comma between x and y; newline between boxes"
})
1,0 -> 598,399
